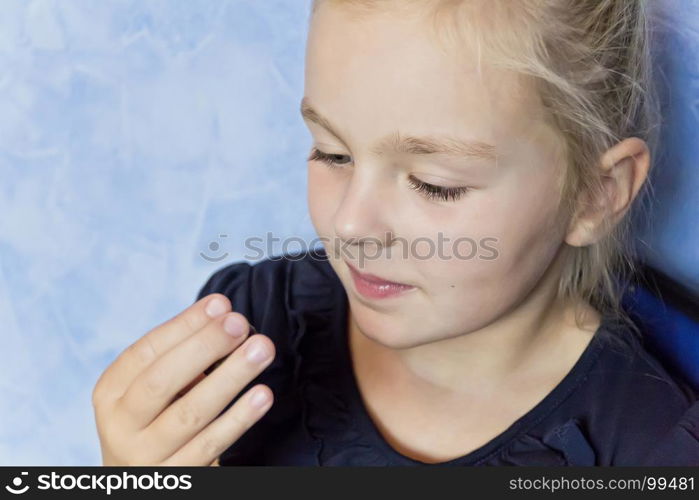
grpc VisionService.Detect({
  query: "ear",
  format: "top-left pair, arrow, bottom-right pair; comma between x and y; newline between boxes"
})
565,137 -> 651,247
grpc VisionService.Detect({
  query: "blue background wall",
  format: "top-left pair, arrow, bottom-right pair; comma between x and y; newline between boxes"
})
0,0 -> 316,465
635,0 -> 699,292
0,0 -> 696,465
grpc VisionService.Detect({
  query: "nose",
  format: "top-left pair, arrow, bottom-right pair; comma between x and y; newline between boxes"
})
333,168 -> 394,252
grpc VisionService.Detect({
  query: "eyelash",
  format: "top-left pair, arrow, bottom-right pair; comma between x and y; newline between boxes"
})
307,148 -> 471,202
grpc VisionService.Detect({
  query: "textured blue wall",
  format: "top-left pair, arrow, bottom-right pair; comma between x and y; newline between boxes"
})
0,0 -> 315,465
635,1 -> 699,292
0,0 -> 696,465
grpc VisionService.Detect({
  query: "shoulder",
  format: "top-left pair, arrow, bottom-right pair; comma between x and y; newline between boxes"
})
580,319 -> 699,464
195,247 -> 331,321
194,247 -> 339,356
517,318 -> 699,466
592,321 -> 696,407
195,253 -> 283,316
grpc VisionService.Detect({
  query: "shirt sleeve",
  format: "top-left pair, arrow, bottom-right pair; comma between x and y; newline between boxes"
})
195,261 -> 254,310
640,399 -> 699,465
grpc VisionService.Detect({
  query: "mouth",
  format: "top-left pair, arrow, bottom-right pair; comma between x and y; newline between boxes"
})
344,261 -> 416,300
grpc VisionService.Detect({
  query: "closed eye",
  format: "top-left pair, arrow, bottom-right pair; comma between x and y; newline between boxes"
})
307,148 -> 351,167
406,176 -> 471,202
307,148 -> 471,202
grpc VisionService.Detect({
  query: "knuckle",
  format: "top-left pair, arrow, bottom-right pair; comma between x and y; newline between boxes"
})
141,365 -> 169,399
216,358 -> 244,387
92,372 -> 118,409
190,333 -> 220,360
174,309 -> 199,335
227,406 -> 252,433
127,337 -> 157,366
198,435 -> 222,459
174,400 -> 204,428
92,387 -> 106,410
91,378 -> 106,408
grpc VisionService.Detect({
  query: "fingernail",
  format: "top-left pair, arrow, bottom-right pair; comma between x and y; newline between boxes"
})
245,339 -> 270,363
223,314 -> 246,337
205,297 -> 227,318
249,388 -> 270,409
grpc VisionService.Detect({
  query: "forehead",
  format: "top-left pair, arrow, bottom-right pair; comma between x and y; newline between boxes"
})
304,2 -> 547,154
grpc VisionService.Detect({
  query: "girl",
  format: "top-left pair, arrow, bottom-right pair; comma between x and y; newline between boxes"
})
93,0 -> 699,465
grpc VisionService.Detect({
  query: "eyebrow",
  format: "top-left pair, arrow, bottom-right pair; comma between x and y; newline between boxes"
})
300,97 -> 498,162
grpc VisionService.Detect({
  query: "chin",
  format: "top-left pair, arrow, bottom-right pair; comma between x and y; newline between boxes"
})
352,310 -> 437,350
364,330 -> 427,350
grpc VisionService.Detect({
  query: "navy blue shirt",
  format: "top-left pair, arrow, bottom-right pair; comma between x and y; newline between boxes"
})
195,248 -> 699,465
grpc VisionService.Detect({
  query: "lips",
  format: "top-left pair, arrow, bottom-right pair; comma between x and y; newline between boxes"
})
345,261 -> 415,299
344,261 -> 410,285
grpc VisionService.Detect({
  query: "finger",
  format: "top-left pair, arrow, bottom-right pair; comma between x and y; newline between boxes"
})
175,372 -> 207,399
144,334 -> 275,457
117,311 -> 251,429
161,384 -> 274,466
93,293 -> 232,405
203,324 -> 258,376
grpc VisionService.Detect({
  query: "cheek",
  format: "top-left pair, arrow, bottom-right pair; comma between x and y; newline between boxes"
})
415,170 -> 567,322
307,164 -> 342,235
497,169 -> 568,267
464,160 -> 567,268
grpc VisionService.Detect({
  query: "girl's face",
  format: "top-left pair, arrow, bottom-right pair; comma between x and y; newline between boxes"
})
304,3 -> 572,348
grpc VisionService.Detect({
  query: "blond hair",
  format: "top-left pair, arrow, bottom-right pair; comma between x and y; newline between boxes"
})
310,0 -> 662,335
